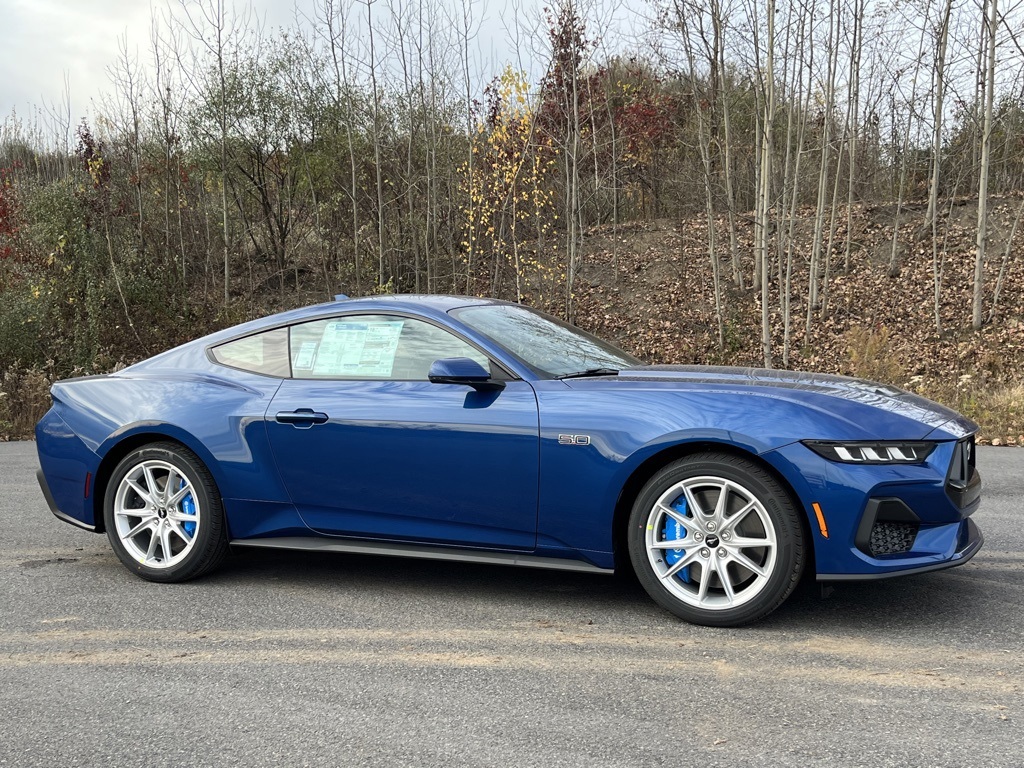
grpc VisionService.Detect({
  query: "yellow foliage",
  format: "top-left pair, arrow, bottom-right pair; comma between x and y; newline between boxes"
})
459,66 -> 562,302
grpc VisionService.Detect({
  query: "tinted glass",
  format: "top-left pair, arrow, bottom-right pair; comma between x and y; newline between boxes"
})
290,314 -> 490,380
210,328 -> 290,377
453,304 -> 640,378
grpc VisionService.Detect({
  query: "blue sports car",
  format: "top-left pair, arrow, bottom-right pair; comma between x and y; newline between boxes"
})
35,294 -> 982,626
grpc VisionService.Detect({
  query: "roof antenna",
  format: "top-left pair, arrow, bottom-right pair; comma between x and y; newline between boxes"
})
334,294 -> 349,301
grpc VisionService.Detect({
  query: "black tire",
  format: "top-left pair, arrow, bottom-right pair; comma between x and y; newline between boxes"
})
103,441 -> 229,582
627,452 -> 805,627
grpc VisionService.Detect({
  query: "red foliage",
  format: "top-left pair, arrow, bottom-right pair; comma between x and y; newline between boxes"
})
536,4 -> 594,138
534,7 -> 675,168
616,89 -> 675,152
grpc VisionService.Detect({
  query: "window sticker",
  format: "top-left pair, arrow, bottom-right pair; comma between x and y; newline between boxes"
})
293,340 -> 318,371
311,320 -> 404,377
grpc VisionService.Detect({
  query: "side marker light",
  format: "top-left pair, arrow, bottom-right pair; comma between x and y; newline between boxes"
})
812,502 -> 829,538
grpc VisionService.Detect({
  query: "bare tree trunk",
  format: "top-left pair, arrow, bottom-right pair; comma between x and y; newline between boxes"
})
887,14 -> 929,279
926,0 -> 952,229
324,0 -> 363,294
779,1 -> 812,368
418,0 -> 435,293
366,0 -> 388,290
677,0 -> 724,348
604,83 -> 620,287
758,0 -> 776,367
459,0 -> 477,294
819,131 -> 845,316
807,4 -> 839,337
710,0 -> 741,288
929,0 -> 953,333
151,18 -> 176,282
843,0 -> 864,275
389,0 -> 422,292
112,35 -> 146,256
753,110 -> 763,291
974,0 -> 998,329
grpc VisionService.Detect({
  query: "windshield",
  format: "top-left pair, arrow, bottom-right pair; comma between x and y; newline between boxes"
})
452,304 -> 642,378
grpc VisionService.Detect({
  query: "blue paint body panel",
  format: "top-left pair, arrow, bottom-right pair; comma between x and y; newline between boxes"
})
35,294 -> 983,583
266,378 -> 539,549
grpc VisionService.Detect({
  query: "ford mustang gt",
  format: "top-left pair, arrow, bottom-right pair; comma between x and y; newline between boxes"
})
35,294 -> 983,626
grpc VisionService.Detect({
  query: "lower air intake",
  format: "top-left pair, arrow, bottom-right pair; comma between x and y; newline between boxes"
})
868,521 -> 918,557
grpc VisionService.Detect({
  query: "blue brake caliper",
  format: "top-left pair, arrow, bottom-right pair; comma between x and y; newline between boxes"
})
662,496 -> 691,583
179,479 -> 196,537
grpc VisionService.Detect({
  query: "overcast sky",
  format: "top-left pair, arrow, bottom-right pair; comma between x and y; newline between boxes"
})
0,0 -> 586,127
0,0 -> 287,120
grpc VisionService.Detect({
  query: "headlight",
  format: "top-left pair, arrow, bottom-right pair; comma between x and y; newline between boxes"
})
802,440 -> 936,464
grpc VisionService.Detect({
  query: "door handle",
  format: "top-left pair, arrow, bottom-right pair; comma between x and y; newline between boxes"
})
275,408 -> 329,427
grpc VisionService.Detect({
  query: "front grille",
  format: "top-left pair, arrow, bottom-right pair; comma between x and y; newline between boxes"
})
868,521 -> 919,556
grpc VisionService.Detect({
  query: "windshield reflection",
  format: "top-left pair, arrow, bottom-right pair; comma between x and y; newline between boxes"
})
453,305 -> 641,378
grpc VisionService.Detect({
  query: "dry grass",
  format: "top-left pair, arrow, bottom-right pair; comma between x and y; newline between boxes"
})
0,365 -> 55,440
910,378 -> 1024,445
845,325 -> 905,385
957,383 -> 1024,445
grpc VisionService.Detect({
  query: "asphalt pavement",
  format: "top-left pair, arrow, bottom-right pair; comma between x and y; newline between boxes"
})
1,441 -> 1021,767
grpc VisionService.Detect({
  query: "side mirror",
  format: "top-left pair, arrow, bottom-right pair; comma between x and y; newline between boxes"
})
428,358 -> 504,390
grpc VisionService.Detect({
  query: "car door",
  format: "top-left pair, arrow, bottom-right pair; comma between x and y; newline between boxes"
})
265,313 -> 540,550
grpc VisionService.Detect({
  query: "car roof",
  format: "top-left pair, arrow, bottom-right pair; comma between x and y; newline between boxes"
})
351,294 -> 507,312
282,293 -> 509,322
192,294 -> 510,346
288,294 -> 503,319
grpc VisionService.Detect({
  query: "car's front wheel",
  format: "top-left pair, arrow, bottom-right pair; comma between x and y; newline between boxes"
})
103,442 -> 228,582
627,452 -> 805,627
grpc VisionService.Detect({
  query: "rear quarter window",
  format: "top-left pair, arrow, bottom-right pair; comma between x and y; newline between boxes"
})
210,328 -> 290,377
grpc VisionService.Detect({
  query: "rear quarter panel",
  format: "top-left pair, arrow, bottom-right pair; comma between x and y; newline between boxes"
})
38,368 -> 290,532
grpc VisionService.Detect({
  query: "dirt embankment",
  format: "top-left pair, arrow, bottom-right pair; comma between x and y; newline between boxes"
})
570,201 -> 1024,443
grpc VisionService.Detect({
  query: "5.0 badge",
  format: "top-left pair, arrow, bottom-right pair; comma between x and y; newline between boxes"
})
557,434 -> 591,446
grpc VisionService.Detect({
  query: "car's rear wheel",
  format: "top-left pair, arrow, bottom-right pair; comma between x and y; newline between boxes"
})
627,452 -> 805,627
104,442 -> 228,582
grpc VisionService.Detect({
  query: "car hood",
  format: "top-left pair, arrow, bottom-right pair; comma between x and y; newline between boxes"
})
581,365 -> 976,441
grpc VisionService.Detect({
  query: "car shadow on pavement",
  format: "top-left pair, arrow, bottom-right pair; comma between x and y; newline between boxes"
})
765,561 -> 1016,635
218,546 -> 1014,636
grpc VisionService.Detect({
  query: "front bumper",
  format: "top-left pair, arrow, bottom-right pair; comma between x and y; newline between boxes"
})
765,438 -> 983,580
818,517 -> 983,580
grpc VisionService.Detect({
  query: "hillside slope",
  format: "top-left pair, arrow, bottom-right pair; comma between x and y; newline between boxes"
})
572,201 -> 1024,443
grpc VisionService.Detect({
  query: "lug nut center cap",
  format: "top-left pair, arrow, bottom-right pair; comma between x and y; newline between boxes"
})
705,535 -> 720,548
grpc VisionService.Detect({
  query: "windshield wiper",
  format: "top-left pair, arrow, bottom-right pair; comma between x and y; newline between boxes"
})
556,367 -> 620,380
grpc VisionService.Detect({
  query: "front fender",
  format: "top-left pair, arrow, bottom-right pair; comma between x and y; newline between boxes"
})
533,380 -> 801,559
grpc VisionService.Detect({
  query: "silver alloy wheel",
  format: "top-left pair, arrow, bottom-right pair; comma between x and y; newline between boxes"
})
112,459 -> 201,569
644,475 -> 778,610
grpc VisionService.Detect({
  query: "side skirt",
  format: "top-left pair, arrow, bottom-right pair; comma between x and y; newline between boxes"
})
230,536 -> 614,575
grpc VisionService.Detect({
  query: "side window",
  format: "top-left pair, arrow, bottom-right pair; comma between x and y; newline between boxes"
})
394,317 -> 491,379
210,328 -> 290,377
289,314 -> 490,380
